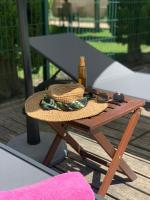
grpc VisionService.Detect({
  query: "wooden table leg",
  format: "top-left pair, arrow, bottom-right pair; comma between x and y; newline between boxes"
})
43,122 -> 87,165
43,134 -> 62,166
92,108 -> 141,196
50,122 -> 89,157
43,122 -> 67,166
92,132 -> 137,181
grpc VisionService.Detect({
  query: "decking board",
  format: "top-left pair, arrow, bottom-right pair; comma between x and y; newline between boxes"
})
0,98 -> 150,200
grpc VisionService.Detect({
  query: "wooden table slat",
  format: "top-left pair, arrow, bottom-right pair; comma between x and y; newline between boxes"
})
71,99 -> 144,130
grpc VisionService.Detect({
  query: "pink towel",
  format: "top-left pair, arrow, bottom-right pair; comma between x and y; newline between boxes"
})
0,172 -> 94,200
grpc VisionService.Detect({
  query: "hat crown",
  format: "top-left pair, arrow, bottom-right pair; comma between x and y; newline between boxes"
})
49,83 -> 85,103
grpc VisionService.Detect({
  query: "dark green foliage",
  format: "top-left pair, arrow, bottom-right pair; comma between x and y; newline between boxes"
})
140,1 -> 150,45
27,0 -> 44,73
108,0 -> 150,62
0,0 -> 20,99
0,0 -> 44,100
0,1 -> 18,51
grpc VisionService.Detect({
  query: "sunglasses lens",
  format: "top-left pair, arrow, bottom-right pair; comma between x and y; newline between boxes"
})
96,93 -> 109,103
113,93 -> 124,102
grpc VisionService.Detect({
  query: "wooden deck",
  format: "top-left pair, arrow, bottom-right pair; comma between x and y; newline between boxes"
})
0,99 -> 150,200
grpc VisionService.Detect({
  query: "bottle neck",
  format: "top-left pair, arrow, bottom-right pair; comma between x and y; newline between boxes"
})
78,59 -> 86,87
80,56 -> 85,66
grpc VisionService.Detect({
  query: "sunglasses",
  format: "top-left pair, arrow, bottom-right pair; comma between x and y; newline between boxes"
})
88,91 -> 125,105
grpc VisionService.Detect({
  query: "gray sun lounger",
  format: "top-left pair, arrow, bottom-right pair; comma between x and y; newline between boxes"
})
0,143 -> 104,200
30,33 -> 150,105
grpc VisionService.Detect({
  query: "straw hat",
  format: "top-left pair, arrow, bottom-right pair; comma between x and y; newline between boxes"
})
49,83 -> 84,103
25,83 -> 108,122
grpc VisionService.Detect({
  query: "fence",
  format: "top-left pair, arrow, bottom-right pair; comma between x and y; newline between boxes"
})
0,0 -> 150,101
49,0 -> 150,64
0,0 -> 47,100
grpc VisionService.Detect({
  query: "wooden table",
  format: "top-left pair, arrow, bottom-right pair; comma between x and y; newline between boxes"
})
42,90 -> 145,197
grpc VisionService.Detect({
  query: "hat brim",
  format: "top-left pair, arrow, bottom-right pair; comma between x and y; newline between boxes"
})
25,91 -> 108,122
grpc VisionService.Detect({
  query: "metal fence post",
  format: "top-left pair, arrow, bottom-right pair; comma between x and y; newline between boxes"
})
16,0 -> 40,145
42,0 -> 50,80
94,0 -> 100,32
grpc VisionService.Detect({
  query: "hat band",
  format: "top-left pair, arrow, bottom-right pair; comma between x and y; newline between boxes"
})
40,93 -> 90,111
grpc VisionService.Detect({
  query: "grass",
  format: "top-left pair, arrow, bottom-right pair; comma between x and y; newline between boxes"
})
17,64 -> 58,86
77,30 -> 128,55
78,30 -> 150,54
78,30 -> 112,38
89,41 -> 127,54
141,45 -> 150,53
